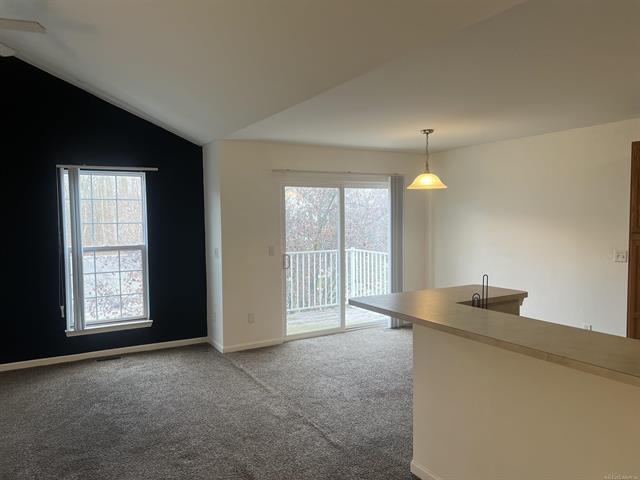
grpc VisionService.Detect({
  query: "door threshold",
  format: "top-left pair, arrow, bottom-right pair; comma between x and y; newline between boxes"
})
285,327 -> 344,342
345,320 -> 387,331
285,321 -> 386,342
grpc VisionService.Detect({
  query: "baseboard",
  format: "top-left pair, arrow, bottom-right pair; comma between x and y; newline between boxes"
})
0,337 -> 209,372
410,460 -> 443,480
208,337 -> 283,353
209,338 -> 224,353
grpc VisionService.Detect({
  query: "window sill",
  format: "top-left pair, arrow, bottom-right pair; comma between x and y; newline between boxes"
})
66,319 -> 152,337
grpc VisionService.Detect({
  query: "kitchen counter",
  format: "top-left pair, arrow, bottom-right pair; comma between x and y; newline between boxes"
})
350,284 -> 640,387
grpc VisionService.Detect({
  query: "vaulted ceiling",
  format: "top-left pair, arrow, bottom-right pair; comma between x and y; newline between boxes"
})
2,0 -> 638,152
231,0 -> 640,151
0,0 -> 522,144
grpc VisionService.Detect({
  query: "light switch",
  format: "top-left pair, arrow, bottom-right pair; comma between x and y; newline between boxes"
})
268,246 -> 275,257
614,249 -> 628,263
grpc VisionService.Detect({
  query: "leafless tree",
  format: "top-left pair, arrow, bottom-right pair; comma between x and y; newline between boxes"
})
285,187 -> 389,253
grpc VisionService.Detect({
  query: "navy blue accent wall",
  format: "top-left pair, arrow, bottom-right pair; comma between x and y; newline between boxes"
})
1,58 -> 207,364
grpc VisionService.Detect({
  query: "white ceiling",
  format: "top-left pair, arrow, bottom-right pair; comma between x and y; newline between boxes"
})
0,0 -> 523,145
231,0 -> 640,152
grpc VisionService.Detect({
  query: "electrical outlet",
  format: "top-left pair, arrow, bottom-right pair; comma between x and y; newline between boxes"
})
614,249 -> 628,263
248,313 -> 255,324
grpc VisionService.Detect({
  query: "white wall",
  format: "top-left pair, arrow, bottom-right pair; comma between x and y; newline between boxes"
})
205,140 -> 427,351
429,118 -> 640,336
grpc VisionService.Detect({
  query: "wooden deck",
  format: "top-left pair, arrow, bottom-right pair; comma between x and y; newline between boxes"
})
287,305 -> 388,336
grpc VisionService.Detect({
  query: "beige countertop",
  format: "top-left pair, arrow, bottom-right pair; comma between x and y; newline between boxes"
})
349,285 -> 640,388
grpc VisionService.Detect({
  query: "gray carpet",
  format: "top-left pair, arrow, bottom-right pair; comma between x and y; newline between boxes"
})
0,328 -> 414,480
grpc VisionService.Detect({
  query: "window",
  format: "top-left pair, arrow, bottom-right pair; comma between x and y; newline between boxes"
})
60,168 -> 151,335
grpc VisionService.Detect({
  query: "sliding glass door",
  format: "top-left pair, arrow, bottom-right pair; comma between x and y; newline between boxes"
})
344,187 -> 390,327
283,181 -> 390,338
284,186 -> 341,336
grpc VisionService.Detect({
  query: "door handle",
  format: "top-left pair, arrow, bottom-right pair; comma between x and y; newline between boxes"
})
283,253 -> 291,269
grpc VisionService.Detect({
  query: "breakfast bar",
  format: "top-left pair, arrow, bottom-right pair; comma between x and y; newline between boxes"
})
350,285 -> 640,480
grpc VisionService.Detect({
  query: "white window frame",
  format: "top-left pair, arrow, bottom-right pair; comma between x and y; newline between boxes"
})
59,167 -> 152,336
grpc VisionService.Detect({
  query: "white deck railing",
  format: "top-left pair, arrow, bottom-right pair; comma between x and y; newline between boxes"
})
286,248 -> 389,313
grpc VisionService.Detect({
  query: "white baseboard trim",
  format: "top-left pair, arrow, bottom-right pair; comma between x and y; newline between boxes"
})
0,337 -> 209,372
410,460 -> 443,480
208,337 -> 283,353
209,338 -> 224,353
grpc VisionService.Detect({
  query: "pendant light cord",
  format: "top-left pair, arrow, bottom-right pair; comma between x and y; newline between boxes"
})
424,130 -> 431,173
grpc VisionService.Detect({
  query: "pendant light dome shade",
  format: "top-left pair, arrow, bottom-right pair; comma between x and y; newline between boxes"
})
408,128 -> 447,190
407,172 -> 447,189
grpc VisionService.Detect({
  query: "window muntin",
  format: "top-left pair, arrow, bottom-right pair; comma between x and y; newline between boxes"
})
60,168 -> 150,332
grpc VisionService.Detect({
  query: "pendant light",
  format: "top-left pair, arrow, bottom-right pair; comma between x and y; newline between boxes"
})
407,129 -> 447,190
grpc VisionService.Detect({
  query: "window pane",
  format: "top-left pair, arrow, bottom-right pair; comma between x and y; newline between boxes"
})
96,272 -> 120,297
94,224 -> 117,246
117,175 -> 142,199
92,175 -> 116,198
83,274 -> 96,298
120,250 -> 142,271
117,200 -> 142,223
84,298 -> 97,322
118,224 -> 143,245
122,294 -> 144,317
80,174 -> 92,198
95,251 -> 119,273
121,270 -> 143,295
82,224 -> 94,247
81,199 -> 93,224
82,252 -> 95,274
93,200 -> 117,223
97,296 -> 121,320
